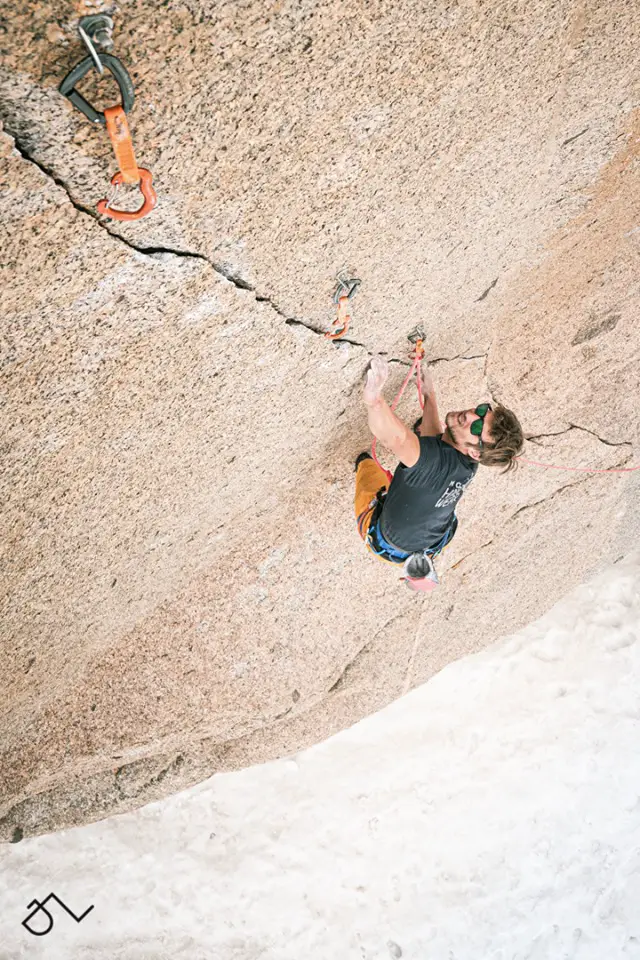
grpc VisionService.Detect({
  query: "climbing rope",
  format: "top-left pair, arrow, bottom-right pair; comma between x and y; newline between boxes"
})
59,16 -> 157,221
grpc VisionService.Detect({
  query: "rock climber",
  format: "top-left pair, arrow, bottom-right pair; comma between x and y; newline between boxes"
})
355,355 -> 525,592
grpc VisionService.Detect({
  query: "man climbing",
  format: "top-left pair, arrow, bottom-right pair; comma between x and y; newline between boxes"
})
355,355 -> 525,592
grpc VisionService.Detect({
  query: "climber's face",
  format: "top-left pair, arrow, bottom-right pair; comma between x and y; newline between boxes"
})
443,405 -> 495,461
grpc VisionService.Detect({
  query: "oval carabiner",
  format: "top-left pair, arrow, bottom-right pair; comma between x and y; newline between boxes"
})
96,168 -> 157,221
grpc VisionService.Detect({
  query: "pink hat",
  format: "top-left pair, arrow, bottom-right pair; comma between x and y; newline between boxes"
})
402,575 -> 440,593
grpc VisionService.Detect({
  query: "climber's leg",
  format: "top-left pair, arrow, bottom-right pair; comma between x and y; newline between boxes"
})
354,454 -> 389,541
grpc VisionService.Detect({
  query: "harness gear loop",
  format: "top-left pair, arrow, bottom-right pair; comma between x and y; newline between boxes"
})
97,168 -> 157,221
325,275 -> 361,340
59,53 -> 135,124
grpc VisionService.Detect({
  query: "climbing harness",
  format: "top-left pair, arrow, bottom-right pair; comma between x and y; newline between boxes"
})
59,16 -> 157,221
325,275 -> 361,340
370,325 -> 426,482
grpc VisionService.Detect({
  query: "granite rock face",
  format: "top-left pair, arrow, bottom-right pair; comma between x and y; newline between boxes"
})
1,0 -> 638,838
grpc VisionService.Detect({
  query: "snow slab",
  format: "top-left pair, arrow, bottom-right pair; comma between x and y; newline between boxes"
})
1,552 -> 640,960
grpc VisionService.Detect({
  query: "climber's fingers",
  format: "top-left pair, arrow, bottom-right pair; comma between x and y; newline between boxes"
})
419,360 -> 435,398
363,356 -> 389,405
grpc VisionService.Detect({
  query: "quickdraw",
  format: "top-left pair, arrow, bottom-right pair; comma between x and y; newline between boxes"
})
325,275 -> 361,340
59,16 -> 157,221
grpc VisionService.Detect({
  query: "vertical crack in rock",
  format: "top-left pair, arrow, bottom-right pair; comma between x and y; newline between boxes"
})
402,606 -> 428,694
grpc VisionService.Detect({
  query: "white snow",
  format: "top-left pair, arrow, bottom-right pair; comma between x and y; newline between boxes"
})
2,552 -> 640,960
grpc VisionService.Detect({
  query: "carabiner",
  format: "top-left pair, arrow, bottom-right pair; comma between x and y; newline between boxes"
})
407,325 -> 426,361
325,295 -> 352,340
59,53 -> 135,124
325,274 -> 360,339
96,168 -> 157,221
410,339 -> 425,361
332,276 -> 361,304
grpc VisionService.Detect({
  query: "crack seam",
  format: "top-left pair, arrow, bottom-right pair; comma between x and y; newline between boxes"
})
449,465 -> 615,570
4,124 -> 368,347
525,423 -> 632,448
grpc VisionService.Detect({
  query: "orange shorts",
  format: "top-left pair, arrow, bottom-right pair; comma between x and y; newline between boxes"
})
354,458 -> 398,565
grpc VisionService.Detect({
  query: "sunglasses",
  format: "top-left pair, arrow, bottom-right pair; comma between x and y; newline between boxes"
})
469,402 -> 492,452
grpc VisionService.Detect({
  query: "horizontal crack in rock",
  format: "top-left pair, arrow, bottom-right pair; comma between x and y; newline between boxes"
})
525,423 -> 632,447
430,352 -> 488,364
450,458 -> 626,571
5,127 -> 97,219
4,124 -> 370,348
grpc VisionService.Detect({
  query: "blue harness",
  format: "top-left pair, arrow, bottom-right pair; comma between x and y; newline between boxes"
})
366,496 -> 458,565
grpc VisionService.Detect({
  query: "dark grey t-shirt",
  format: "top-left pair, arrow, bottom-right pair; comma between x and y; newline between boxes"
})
379,434 -> 478,553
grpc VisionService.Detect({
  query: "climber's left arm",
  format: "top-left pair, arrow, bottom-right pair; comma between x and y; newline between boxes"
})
363,357 -> 420,467
365,397 -> 421,466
